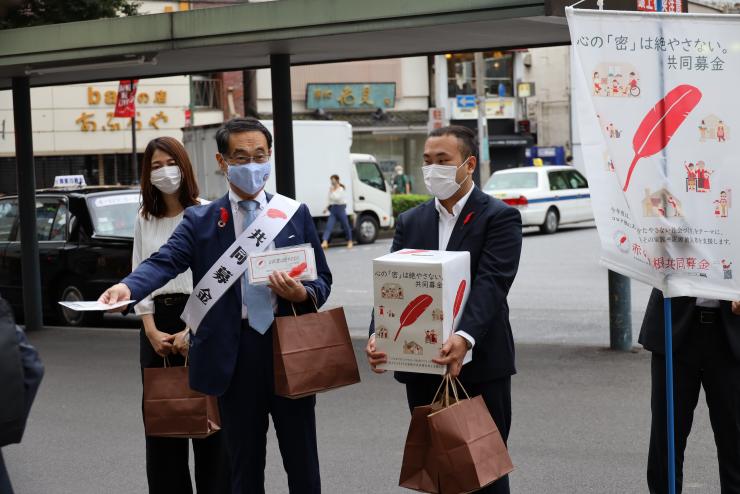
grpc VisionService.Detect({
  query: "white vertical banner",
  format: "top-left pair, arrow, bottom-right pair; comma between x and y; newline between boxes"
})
568,9 -> 740,300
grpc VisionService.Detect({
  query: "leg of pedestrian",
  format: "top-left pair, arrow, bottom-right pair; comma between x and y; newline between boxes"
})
337,206 -> 353,248
321,206 -> 337,249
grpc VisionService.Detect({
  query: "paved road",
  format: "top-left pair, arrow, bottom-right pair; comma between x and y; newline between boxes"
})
4,224 -> 721,493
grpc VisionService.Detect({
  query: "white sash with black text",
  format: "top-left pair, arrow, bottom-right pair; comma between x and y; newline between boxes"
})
181,194 -> 300,332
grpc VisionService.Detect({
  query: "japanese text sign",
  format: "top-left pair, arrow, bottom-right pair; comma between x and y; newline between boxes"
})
568,9 -> 739,299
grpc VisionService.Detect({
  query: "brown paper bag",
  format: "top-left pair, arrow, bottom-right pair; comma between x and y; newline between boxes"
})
273,306 -> 360,399
143,362 -> 221,439
427,377 -> 514,494
398,404 -> 440,493
399,377 -> 451,493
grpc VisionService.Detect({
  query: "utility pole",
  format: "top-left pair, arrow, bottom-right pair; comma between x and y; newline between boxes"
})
131,116 -> 138,183
474,52 -> 490,185
433,55 -> 450,128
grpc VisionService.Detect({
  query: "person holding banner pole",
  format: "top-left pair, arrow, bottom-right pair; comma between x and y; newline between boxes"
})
640,290 -> 740,493
98,118 -> 332,494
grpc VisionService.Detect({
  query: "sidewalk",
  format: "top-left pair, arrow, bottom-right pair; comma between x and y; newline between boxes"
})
3,327 -> 720,493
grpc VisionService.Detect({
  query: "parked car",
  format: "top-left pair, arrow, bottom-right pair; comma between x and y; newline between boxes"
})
0,182 -> 138,326
483,165 -> 593,234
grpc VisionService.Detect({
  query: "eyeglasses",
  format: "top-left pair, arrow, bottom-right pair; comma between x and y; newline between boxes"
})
224,154 -> 270,165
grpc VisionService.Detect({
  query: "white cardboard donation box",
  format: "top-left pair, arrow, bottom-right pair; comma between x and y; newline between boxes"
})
373,249 -> 471,375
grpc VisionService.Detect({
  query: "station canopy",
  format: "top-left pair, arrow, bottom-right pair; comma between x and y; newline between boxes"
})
0,0 -> 585,90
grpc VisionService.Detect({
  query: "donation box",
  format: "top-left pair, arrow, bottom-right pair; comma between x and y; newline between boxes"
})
373,249 -> 471,375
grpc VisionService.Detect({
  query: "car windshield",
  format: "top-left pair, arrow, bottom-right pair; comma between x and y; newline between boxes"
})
87,192 -> 140,238
484,172 -> 538,191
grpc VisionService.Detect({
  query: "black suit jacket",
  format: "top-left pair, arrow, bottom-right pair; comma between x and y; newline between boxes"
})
639,288 -> 740,361
371,187 -> 523,383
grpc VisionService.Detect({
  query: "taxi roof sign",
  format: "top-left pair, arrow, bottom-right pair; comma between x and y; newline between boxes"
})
53,175 -> 87,188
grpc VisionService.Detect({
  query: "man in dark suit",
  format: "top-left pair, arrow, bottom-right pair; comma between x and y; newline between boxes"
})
366,125 -> 522,494
100,118 -> 331,494
639,290 -> 740,493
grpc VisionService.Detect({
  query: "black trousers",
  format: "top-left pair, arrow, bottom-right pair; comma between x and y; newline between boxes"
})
648,308 -> 740,494
405,374 -> 512,494
218,322 -> 320,494
140,296 -> 230,494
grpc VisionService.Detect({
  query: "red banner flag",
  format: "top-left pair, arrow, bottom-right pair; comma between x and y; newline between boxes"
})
114,79 -> 139,118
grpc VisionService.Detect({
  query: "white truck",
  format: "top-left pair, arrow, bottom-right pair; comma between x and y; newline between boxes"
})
183,120 -> 394,244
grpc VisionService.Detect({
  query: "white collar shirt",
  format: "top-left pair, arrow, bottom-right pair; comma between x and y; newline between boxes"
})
434,185 -> 475,250
433,185 -> 476,348
228,188 -> 277,318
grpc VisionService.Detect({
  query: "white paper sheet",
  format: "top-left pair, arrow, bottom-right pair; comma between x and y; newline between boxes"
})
57,300 -> 135,312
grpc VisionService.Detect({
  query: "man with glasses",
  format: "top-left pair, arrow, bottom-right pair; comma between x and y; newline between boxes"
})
99,118 -> 332,493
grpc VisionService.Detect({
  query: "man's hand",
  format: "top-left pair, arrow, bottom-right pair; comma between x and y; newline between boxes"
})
365,334 -> 388,374
433,334 -> 469,378
732,301 -> 740,315
268,271 -> 308,303
97,283 -> 131,312
146,329 -> 176,358
173,329 -> 190,357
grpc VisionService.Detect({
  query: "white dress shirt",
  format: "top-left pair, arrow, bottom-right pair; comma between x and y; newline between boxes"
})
228,188 -> 278,319
434,185 -> 476,348
132,212 -> 194,315
695,298 -> 720,308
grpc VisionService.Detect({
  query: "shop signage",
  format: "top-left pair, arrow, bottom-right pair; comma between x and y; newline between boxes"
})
306,83 -> 396,110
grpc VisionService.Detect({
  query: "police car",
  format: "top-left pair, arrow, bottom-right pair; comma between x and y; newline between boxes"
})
0,176 -> 138,326
482,165 -> 593,234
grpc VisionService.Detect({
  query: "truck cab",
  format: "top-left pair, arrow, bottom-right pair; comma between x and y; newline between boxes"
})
350,153 -> 394,244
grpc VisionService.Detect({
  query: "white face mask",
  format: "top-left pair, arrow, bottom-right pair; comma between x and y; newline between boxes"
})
422,157 -> 470,200
150,166 -> 182,195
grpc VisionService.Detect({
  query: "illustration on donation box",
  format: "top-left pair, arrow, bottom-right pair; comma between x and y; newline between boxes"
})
373,249 -> 471,374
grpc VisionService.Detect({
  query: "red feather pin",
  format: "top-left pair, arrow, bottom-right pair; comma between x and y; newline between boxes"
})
451,280 -> 467,328
463,212 -> 474,225
394,294 -> 433,342
288,262 -> 308,278
218,207 -> 229,228
622,84 -> 702,192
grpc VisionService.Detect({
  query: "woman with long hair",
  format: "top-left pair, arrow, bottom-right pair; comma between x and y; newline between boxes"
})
321,174 -> 353,249
133,137 -> 229,493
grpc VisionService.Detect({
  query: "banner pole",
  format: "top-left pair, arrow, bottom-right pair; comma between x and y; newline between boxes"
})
663,297 -> 676,494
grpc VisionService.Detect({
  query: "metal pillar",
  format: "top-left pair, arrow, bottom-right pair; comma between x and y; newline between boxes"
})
270,54 -> 296,199
11,77 -> 43,331
608,270 -> 632,351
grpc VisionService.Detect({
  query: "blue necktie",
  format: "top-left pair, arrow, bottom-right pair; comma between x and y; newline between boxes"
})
239,200 -> 274,334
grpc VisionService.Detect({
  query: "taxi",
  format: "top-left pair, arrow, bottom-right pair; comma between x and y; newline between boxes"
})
0,176 -> 138,326
483,165 -> 593,234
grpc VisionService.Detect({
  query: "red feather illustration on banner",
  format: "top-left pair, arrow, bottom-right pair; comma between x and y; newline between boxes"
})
394,294 -> 433,342
398,249 -> 430,255
451,280 -> 467,328
623,84 -> 702,191
267,208 -> 288,219
288,262 -> 308,278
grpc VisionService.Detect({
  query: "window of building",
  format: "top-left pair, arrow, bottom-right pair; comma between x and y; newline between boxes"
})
447,52 -> 514,97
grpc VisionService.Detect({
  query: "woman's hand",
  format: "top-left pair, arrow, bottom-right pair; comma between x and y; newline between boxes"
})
268,271 -> 308,303
146,328 -> 176,357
